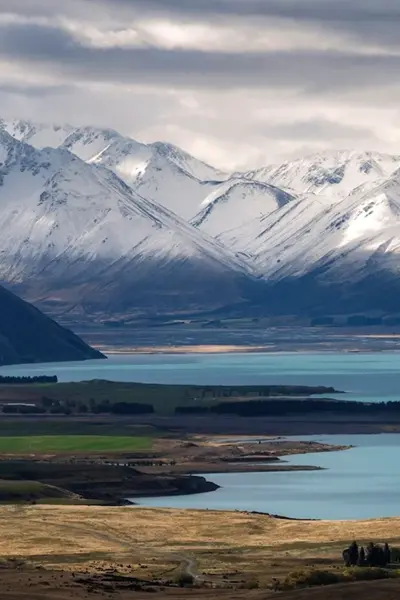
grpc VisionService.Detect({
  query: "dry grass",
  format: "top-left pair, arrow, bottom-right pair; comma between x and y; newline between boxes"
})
1,505 -> 400,588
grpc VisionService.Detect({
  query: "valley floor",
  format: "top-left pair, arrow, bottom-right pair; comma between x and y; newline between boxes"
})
76,325 -> 400,354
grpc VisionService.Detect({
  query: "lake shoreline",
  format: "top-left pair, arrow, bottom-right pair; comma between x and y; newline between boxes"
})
136,433 -> 400,520
130,438 -> 351,507
93,344 -> 400,355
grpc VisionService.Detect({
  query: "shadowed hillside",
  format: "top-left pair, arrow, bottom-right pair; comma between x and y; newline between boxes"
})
0,284 -> 104,365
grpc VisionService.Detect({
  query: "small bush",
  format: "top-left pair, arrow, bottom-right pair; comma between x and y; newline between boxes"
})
240,579 -> 259,590
344,567 -> 391,581
276,569 -> 341,590
176,573 -> 194,587
275,566 -> 398,591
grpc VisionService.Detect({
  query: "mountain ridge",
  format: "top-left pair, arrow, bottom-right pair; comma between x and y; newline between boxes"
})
3,117 -> 400,319
0,126 -> 257,319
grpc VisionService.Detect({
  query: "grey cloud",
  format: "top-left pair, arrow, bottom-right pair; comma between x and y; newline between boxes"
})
0,82 -> 72,97
1,1 -> 400,170
105,0 -> 400,48
2,21 -> 400,92
108,0 -> 400,21
4,0 -> 400,21
256,119 -> 377,142
3,0 -> 400,50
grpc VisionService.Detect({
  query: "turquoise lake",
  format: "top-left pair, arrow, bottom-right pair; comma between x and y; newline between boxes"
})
1,351 -> 400,403
2,352 -> 400,519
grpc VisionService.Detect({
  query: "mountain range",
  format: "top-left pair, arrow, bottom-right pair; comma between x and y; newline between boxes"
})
2,118 -> 400,321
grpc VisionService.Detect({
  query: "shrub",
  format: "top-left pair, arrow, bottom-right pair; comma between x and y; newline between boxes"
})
275,567 -> 398,591
176,573 -> 194,587
242,579 -> 259,589
344,567 -> 391,581
276,569 -> 341,590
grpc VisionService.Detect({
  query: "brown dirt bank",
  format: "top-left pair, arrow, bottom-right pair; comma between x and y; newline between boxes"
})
141,438 -> 350,476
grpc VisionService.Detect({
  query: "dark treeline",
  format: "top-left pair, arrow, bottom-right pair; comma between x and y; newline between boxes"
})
175,399 -> 400,417
110,402 -> 154,415
1,400 -> 154,416
187,385 -> 338,398
2,405 -> 46,414
86,401 -> 154,415
0,375 -> 58,384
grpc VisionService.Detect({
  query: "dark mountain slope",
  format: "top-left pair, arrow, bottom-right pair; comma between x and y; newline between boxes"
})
0,284 -> 104,365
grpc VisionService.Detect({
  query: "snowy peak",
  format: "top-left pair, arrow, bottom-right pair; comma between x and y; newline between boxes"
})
0,131 -> 255,317
220,169 -> 400,287
0,119 -> 226,219
192,178 -> 295,236
149,141 -> 227,182
0,119 -> 74,150
244,150 -> 400,199
62,127 -> 146,166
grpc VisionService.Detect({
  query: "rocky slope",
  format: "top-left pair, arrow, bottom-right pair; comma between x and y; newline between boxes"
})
243,150 -> 400,199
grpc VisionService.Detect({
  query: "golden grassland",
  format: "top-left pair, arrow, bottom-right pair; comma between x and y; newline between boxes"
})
3,505 -> 400,587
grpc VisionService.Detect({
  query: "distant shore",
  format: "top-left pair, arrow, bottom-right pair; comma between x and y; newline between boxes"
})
91,343 -> 399,355
93,344 -> 274,354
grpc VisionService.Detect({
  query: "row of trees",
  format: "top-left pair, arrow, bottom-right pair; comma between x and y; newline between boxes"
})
176,399 -> 400,417
0,375 -> 58,384
343,541 -> 391,567
1,398 -> 154,415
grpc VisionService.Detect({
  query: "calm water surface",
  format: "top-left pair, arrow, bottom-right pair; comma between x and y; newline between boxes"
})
1,352 -> 400,403
135,434 -> 400,520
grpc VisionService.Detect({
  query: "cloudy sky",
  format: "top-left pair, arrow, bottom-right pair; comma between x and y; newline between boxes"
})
1,0 -> 400,169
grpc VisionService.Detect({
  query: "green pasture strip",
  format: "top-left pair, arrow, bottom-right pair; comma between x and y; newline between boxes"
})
0,435 -> 153,454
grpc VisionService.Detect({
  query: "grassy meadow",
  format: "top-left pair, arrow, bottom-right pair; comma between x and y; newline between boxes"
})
0,435 -> 153,454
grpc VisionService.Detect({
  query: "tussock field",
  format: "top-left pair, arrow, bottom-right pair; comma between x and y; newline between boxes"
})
2,506 -> 400,598
2,505 -> 400,577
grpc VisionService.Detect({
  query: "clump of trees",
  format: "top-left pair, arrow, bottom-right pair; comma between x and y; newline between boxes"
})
0,375 -> 58,384
176,398 -> 400,417
2,404 -> 46,414
343,541 -> 391,567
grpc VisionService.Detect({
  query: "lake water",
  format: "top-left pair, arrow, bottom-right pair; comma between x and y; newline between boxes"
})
1,351 -> 400,403
2,352 -> 400,519
134,434 -> 400,520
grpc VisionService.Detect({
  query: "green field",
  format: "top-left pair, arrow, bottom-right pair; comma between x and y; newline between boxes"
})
0,435 -> 153,454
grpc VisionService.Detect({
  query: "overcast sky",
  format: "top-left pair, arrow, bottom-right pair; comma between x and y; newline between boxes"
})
1,0 -> 400,169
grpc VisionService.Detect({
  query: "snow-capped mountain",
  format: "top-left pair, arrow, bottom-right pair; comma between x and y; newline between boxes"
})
219,168 -> 400,314
4,116 -> 400,318
0,129 -> 256,318
0,119 -> 74,150
243,150 -> 400,200
192,178 -> 295,237
0,120 -> 227,219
